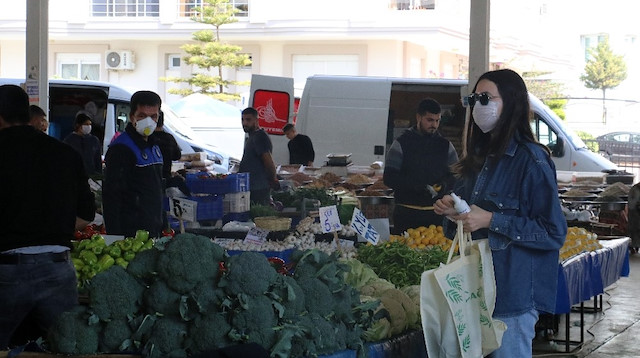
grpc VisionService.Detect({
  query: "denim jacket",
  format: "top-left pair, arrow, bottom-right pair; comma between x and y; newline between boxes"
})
444,138 -> 567,316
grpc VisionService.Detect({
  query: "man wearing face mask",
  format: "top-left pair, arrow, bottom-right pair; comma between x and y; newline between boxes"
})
103,91 -> 164,237
63,111 -> 102,176
383,98 -> 458,234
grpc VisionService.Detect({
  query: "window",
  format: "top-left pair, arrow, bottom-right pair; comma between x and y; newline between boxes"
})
56,54 -> 101,81
178,0 -> 248,18
168,54 -> 182,69
92,0 -> 159,17
530,113 -> 560,155
390,0 -> 435,10
581,34 -> 608,61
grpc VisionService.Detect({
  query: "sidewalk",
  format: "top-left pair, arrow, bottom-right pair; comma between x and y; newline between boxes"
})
533,250 -> 640,358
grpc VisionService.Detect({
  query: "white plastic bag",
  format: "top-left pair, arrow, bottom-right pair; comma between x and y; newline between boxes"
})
420,221 -> 506,358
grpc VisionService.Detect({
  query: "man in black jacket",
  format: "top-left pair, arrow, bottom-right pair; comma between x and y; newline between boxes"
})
0,85 -> 95,348
383,98 -> 458,234
283,123 -> 315,166
103,91 -> 164,237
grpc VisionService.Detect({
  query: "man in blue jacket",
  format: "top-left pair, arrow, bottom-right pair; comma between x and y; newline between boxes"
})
103,91 -> 164,237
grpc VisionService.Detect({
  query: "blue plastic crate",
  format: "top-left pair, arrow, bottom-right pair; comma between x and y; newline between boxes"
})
222,211 -> 250,223
191,194 -> 224,221
186,173 -> 250,194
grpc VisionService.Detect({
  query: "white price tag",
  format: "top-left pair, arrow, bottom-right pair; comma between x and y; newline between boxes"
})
244,227 -> 269,245
319,205 -> 342,233
170,198 -> 197,222
331,238 -> 355,250
350,208 -> 380,245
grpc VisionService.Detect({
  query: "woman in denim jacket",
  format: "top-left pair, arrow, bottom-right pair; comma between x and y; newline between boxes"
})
434,69 -> 567,358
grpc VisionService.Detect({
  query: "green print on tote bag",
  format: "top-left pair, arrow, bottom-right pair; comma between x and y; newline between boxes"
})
420,221 -> 506,358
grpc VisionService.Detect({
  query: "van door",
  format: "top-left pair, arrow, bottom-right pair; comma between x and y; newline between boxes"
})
48,83 -> 109,144
529,95 -> 617,172
248,74 -> 295,165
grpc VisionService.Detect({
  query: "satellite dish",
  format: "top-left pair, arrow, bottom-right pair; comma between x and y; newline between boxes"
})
106,52 -> 121,68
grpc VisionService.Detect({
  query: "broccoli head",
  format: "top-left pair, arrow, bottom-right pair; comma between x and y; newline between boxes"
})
219,251 -> 279,297
296,277 -> 335,318
229,295 -> 278,350
47,305 -> 101,355
143,316 -> 188,358
156,233 -> 226,294
332,284 -> 361,323
269,274 -> 306,320
87,265 -> 145,321
144,279 -> 183,317
189,280 -> 227,315
99,317 -> 133,353
187,312 -> 232,353
293,313 -> 343,356
127,247 -> 160,281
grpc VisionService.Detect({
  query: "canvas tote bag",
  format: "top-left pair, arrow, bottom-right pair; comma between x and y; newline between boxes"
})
420,221 -> 506,358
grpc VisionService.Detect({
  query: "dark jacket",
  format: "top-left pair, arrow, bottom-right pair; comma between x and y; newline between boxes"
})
103,123 -> 164,237
151,130 -> 181,179
0,125 -> 95,251
443,138 -> 567,315
384,127 -> 455,206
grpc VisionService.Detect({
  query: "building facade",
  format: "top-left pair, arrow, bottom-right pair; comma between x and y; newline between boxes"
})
0,0 -> 636,136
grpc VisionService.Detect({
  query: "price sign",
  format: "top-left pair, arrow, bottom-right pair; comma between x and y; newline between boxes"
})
319,205 -> 342,233
170,198 -> 197,222
330,239 -> 355,250
244,227 -> 269,245
350,208 -> 380,245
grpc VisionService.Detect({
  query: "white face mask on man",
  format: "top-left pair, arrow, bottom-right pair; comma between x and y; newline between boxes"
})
135,116 -> 157,137
81,125 -> 92,135
472,101 -> 500,133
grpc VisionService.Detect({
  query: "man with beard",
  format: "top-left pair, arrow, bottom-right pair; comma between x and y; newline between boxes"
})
238,107 -> 279,205
383,98 -> 458,234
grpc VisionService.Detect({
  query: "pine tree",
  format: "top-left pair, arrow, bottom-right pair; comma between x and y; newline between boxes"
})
580,38 -> 627,124
162,0 -> 251,102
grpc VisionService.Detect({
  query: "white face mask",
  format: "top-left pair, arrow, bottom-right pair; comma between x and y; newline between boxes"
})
472,101 -> 500,133
135,116 -> 157,137
81,125 -> 92,135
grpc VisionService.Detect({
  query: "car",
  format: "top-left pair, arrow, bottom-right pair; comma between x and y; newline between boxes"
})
596,131 -> 640,158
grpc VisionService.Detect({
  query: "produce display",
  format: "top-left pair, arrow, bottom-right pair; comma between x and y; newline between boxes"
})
389,225 -> 452,250
559,227 -> 603,261
356,240 -> 450,287
71,230 -> 154,286
47,234 -> 380,358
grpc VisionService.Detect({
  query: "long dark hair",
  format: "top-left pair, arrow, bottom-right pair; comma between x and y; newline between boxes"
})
452,69 -> 546,178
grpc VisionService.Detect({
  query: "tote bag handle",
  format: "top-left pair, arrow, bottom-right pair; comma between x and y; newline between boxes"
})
445,220 -> 472,264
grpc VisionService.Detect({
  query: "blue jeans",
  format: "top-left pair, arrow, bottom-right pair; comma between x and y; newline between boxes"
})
487,309 -> 539,358
0,254 -> 78,349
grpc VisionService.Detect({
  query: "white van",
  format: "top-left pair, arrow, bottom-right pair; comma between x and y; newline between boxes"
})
0,78 -> 237,173
249,74 -> 618,173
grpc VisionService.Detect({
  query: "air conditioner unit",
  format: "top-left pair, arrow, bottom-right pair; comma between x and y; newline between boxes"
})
105,50 -> 135,70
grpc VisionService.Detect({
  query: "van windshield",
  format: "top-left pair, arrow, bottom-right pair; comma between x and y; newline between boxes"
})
161,106 -> 201,141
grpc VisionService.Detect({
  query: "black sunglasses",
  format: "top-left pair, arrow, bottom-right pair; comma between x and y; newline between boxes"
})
462,92 -> 499,107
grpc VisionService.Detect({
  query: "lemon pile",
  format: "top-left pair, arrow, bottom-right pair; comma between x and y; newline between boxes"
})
559,227 -> 603,261
389,225 -> 453,250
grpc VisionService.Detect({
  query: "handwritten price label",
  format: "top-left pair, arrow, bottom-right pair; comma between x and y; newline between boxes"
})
170,198 -> 197,222
244,227 -> 270,245
318,205 -> 342,233
350,208 -> 380,245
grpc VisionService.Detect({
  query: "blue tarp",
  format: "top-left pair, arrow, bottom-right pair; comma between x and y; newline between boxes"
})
555,238 -> 630,313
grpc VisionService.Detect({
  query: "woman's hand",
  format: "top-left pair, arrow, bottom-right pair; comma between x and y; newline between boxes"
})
458,205 -> 492,232
434,195 -> 457,217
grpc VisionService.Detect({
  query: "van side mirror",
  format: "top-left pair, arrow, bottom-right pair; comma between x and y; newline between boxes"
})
551,137 -> 565,157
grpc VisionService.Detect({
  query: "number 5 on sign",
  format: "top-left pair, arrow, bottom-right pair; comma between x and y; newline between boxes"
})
319,205 -> 342,233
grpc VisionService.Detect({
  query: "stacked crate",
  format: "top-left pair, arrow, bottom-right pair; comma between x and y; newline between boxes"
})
185,172 -> 250,223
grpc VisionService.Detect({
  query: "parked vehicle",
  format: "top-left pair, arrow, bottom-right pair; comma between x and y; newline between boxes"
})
0,78 -> 237,173
248,74 -> 618,173
596,131 -> 640,158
